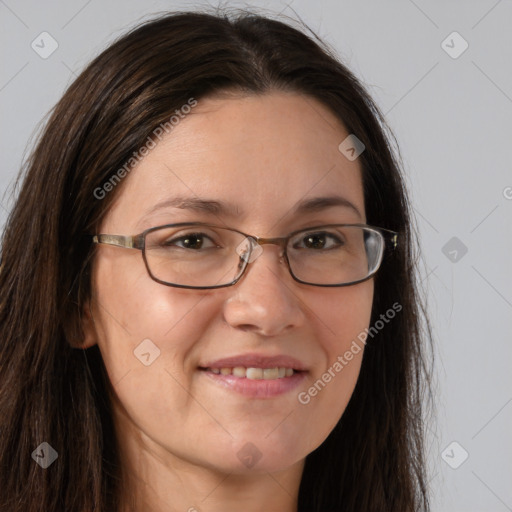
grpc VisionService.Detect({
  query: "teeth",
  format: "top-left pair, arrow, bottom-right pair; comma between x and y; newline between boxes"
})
233,366 -> 246,377
263,368 -> 279,379
209,366 -> 296,379
246,368 -> 263,380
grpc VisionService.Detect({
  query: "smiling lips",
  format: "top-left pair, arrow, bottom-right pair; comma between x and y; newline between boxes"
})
198,353 -> 307,397
204,366 -> 295,379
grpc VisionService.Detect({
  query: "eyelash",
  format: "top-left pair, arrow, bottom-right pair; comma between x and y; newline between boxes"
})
163,232 -> 218,249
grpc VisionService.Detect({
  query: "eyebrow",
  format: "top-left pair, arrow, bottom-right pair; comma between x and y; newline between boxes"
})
141,194 -> 362,224
142,196 -> 242,219
294,195 -> 362,219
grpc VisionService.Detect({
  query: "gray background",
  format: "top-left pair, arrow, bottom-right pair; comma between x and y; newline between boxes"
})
1,1 -> 511,510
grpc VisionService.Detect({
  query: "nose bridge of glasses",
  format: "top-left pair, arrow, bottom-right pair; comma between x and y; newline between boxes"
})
253,236 -> 289,262
254,236 -> 288,249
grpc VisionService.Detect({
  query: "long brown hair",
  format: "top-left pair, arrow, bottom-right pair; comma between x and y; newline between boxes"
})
0,9 -> 433,511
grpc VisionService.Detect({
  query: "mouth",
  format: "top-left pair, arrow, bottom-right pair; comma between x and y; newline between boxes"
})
197,354 -> 307,398
198,366 -> 298,379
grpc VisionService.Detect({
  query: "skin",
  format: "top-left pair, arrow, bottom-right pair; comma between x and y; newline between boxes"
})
83,91 -> 374,512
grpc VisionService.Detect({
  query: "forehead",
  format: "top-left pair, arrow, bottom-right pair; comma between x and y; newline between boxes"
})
103,91 -> 366,232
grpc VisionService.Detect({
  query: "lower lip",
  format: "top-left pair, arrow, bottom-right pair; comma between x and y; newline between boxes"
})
199,369 -> 307,398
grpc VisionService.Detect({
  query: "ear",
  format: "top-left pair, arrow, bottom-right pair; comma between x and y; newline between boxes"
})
80,300 -> 98,349
66,300 -> 98,349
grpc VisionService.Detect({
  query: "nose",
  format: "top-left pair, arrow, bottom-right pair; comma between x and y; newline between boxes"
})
222,244 -> 305,336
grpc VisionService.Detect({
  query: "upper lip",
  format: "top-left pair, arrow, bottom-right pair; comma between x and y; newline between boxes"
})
199,353 -> 308,371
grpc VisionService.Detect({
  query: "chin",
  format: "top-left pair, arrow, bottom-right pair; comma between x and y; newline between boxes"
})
229,436 -> 306,474
227,453 -> 303,475
188,435 -> 304,475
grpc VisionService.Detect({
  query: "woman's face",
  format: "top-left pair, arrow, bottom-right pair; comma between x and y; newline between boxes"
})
86,92 -> 373,475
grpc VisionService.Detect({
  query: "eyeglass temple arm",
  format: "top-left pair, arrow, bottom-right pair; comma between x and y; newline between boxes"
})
92,234 -> 145,249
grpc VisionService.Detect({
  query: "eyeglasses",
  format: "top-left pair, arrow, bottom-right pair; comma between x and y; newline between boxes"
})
92,222 -> 398,289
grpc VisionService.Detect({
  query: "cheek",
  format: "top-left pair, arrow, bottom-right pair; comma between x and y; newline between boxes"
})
90,252 -> 218,387
90,255 -> 227,446
297,281 -> 373,446
311,279 -> 374,355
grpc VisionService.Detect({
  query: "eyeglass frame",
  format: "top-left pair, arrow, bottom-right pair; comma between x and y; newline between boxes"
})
92,222 -> 398,289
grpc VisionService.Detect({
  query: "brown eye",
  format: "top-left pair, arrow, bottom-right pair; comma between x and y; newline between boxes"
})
165,233 -> 215,250
295,232 -> 343,250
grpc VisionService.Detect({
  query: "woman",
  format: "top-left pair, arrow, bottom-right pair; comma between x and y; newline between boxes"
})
0,10 -> 433,512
